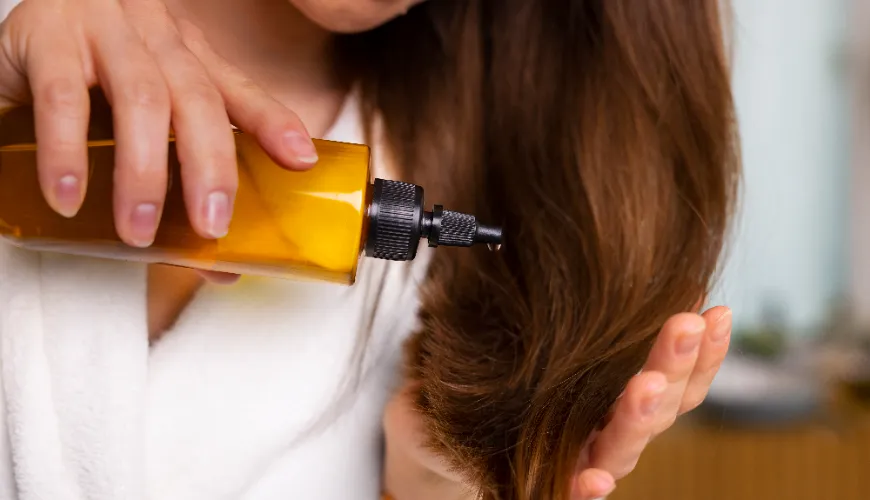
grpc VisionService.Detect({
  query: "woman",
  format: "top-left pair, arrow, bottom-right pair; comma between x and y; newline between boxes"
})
0,1 -> 738,500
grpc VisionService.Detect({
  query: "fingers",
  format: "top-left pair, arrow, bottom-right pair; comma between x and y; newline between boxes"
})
588,371 -> 667,479
640,312 -> 706,435
26,21 -> 90,218
6,1 -> 313,249
89,9 -> 171,247
577,307 -> 732,496
176,19 -> 319,170
680,306 -> 732,414
572,469 -> 615,500
125,4 -> 238,239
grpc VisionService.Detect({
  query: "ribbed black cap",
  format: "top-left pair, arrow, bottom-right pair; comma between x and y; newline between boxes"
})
364,178 -> 503,262
365,179 -> 424,261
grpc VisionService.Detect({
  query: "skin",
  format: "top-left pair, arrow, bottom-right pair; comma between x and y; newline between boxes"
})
0,1 -> 734,499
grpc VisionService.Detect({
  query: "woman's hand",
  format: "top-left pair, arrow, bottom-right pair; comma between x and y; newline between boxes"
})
570,306 -> 732,499
383,306 -> 733,500
0,0 -> 315,249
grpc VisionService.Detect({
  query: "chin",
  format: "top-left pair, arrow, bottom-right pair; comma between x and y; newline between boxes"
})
289,0 -> 425,33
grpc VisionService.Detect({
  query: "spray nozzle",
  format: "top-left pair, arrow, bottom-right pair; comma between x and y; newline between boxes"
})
364,178 -> 504,262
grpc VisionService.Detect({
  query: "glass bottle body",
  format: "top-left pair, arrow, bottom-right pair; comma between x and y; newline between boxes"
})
0,112 -> 372,285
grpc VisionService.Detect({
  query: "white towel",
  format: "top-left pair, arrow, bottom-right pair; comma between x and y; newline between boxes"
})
0,245 -> 150,500
0,241 -> 425,500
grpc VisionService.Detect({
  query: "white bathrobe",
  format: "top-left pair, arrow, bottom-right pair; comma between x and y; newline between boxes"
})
0,18 -> 428,496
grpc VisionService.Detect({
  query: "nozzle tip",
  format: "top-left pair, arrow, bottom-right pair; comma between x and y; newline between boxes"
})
474,223 -> 503,246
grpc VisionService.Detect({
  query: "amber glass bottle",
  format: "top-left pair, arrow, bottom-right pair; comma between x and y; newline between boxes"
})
0,93 -> 501,285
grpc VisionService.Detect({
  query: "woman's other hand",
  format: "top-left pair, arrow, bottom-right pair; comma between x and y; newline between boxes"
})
0,0 -> 315,252
383,306 -> 733,500
571,306 -> 732,499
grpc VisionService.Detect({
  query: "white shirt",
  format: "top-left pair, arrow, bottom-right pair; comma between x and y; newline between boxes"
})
0,62 -> 428,500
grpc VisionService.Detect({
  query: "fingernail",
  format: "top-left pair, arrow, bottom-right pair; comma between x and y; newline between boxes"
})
54,175 -> 83,218
712,309 -> 732,341
283,131 -> 318,164
676,318 -> 705,354
592,473 -> 615,495
203,191 -> 231,238
129,203 -> 159,247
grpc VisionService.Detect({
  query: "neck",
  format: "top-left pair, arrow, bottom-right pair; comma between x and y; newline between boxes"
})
164,0 -> 345,137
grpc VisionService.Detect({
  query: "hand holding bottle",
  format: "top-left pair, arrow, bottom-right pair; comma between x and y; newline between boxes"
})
0,0 -> 318,248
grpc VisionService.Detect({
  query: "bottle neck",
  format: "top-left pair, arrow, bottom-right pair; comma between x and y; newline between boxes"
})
363,178 -> 503,262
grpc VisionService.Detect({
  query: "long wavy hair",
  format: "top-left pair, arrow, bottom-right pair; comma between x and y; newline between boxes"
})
340,1 -> 739,498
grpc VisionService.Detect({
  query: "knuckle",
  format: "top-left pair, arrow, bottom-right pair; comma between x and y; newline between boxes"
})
232,78 -> 280,120
614,458 -> 640,480
38,78 -> 84,114
180,78 -> 224,109
117,166 -> 167,196
697,361 -> 722,380
121,79 -> 169,110
654,414 -> 678,435
184,146 -> 237,188
145,33 -> 188,61
680,392 -> 708,414
262,113 -> 304,140
235,75 -> 261,94
175,17 -> 208,46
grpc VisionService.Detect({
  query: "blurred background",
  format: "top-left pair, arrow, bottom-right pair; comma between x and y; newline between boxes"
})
612,0 -> 870,499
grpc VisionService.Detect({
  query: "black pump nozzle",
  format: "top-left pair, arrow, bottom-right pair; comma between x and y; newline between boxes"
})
420,205 -> 503,249
364,178 -> 504,262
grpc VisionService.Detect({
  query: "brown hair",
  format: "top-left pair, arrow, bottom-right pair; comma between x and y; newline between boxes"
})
340,1 -> 739,498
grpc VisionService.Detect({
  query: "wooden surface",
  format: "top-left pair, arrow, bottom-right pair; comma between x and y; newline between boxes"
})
610,393 -> 870,500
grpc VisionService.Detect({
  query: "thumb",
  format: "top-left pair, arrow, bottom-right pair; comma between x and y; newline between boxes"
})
573,469 -> 616,500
